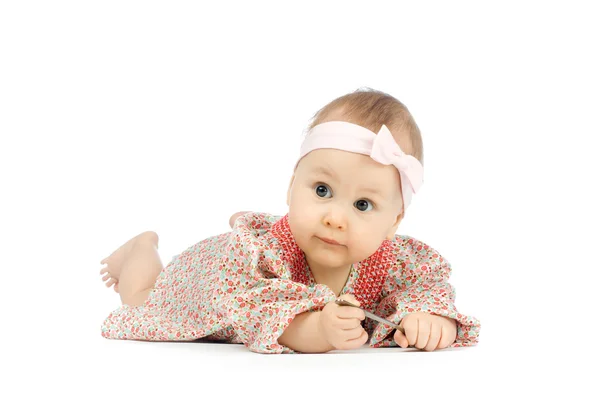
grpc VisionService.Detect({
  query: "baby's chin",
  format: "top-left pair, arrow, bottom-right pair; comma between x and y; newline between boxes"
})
303,243 -> 356,268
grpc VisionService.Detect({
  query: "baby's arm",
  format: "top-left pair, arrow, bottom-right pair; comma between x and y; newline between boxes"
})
229,213 -> 334,353
278,311 -> 334,353
229,211 -> 251,228
369,238 -> 480,348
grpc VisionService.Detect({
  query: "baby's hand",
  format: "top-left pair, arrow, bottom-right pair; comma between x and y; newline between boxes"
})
318,294 -> 368,350
393,312 -> 457,351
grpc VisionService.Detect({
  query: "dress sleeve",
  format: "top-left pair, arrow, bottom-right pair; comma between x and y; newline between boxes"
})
213,214 -> 337,354
368,236 -> 481,348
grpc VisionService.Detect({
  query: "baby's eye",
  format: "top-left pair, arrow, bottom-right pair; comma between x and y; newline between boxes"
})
354,199 -> 373,212
315,184 -> 332,198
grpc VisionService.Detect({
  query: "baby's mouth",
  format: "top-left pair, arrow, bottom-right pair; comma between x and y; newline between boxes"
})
317,236 -> 343,246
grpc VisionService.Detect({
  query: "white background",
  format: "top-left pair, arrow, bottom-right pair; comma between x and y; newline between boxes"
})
1,1 -> 598,398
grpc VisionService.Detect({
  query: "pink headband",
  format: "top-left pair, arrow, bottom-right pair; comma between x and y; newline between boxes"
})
296,121 -> 424,210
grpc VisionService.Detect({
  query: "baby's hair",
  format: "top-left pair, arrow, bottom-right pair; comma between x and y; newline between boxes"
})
306,87 -> 424,165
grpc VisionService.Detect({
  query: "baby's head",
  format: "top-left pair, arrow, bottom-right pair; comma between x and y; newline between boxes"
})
286,88 -> 424,270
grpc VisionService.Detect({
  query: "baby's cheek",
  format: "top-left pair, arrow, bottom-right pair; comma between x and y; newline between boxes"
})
348,236 -> 382,263
288,209 -> 310,233
287,212 -> 312,247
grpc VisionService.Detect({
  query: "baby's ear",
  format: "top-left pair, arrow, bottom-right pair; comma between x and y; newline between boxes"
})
386,211 -> 404,240
286,175 -> 295,206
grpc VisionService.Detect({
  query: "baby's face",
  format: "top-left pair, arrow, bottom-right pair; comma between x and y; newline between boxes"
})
287,148 -> 404,271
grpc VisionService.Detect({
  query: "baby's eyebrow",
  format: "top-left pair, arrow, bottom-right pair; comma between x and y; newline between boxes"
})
358,186 -> 385,198
312,166 -> 387,199
312,166 -> 338,180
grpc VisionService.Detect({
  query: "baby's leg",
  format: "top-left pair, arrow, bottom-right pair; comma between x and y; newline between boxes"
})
118,235 -> 163,306
100,231 -> 163,306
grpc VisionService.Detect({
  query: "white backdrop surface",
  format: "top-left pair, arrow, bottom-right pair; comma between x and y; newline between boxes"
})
1,1 -> 598,398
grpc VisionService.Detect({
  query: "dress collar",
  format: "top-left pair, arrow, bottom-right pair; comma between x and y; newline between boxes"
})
270,214 -> 394,311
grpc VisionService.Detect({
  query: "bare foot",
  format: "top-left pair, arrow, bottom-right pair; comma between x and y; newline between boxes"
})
100,231 -> 158,292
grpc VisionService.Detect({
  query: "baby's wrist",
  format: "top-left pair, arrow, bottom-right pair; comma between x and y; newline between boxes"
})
315,311 -> 336,352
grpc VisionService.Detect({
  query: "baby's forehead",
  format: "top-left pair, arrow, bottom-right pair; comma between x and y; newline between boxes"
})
301,150 -> 402,193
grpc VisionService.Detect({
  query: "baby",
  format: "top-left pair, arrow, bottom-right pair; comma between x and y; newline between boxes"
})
100,88 -> 481,353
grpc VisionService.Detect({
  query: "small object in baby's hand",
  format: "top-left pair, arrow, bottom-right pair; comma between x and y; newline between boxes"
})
335,298 -> 405,334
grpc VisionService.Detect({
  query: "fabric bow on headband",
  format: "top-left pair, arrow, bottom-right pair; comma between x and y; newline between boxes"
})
296,121 -> 424,210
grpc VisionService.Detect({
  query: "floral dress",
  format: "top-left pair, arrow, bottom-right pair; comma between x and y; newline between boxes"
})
101,212 -> 481,353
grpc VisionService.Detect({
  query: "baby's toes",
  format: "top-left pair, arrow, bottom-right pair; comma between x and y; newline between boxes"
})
102,272 -> 111,282
106,277 -> 117,288
113,283 -> 119,293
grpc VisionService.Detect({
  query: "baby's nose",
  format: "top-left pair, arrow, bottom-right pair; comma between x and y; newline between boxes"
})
323,212 -> 347,230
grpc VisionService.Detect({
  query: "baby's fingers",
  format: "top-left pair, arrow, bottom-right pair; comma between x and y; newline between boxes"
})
338,329 -> 368,350
393,329 -> 409,348
438,322 -> 458,349
424,325 -> 442,352
415,318 -> 431,350
333,317 -> 363,330
402,317 -> 418,346
336,306 -> 365,321
337,294 -> 360,307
